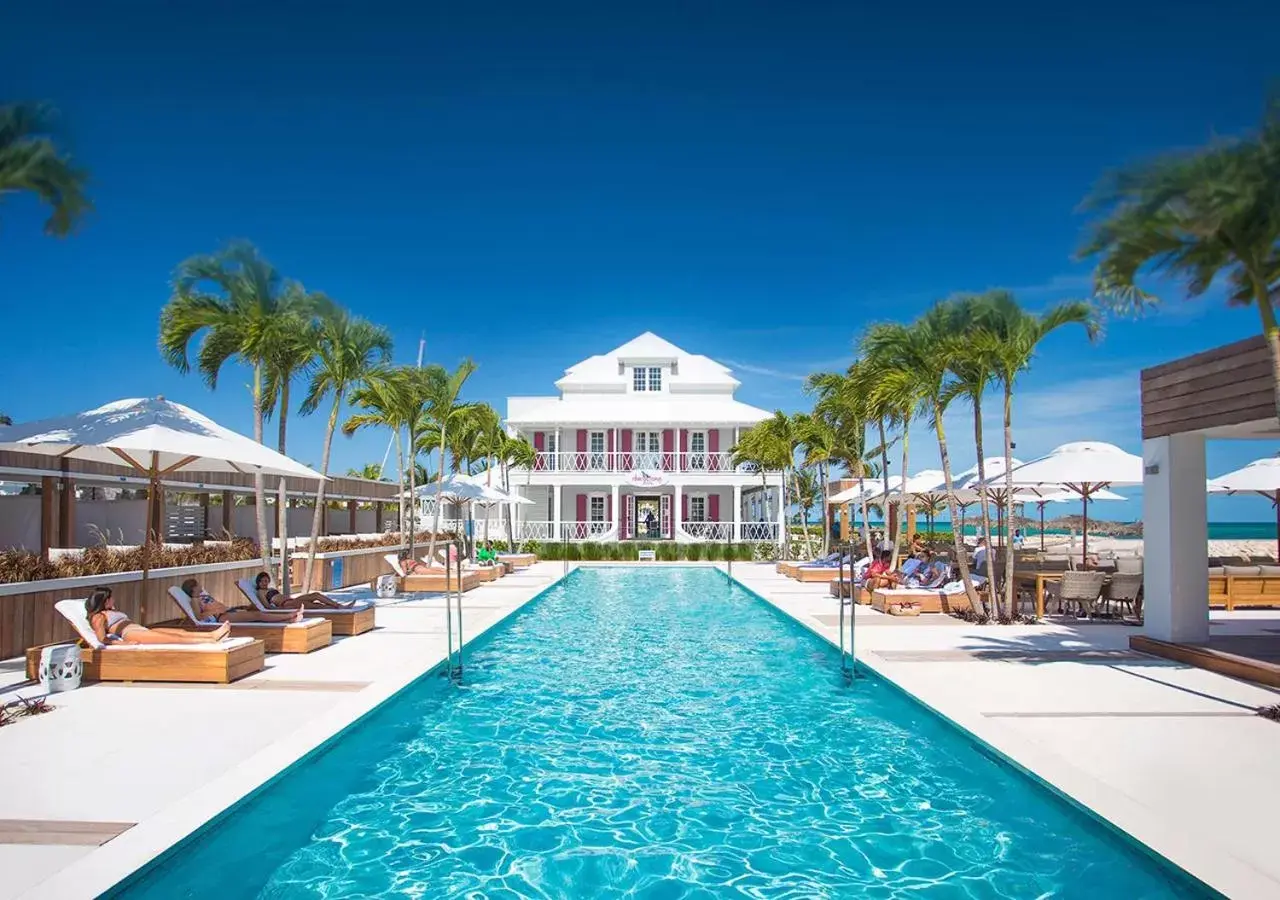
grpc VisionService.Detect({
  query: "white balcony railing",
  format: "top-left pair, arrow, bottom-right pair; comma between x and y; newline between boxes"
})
526,451 -> 769,475
511,520 -> 555,542
681,522 -> 735,542
737,522 -> 780,542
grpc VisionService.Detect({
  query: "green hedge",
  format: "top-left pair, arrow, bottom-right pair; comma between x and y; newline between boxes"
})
519,541 -> 776,561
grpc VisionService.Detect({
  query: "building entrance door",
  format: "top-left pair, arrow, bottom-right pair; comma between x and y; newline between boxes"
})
634,496 -> 661,539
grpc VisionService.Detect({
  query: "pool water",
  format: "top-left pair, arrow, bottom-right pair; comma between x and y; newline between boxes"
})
119,567 -> 1206,899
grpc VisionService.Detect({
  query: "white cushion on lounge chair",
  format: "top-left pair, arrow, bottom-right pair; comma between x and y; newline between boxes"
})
384,554 -> 406,577
53,598 -> 257,651
168,585 -> 322,630
235,578 -> 371,613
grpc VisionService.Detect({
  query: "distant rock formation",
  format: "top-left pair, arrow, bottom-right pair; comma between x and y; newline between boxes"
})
1039,514 -> 1142,537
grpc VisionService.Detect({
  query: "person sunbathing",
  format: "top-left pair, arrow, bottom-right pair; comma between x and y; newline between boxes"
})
87,587 -> 231,645
182,578 -> 301,624
905,552 -> 951,589
253,572 -> 354,609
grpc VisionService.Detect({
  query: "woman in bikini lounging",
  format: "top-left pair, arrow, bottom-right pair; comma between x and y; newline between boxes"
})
181,578 -> 301,624
253,572 -> 354,610
87,587 -> 231,645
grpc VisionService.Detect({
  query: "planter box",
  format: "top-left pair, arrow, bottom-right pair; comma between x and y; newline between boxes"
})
289,543 -> 407,592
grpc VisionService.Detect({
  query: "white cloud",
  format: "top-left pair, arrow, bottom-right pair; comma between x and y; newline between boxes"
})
720,358 -> 809,383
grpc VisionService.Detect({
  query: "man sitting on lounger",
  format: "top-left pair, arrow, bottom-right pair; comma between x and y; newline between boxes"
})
477,541 -> 498,565
862,550 -> 900,590
253,572 -> 355,610
182,578 -> 301,624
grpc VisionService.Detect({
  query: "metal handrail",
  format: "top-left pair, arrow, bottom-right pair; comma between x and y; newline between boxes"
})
443,536 -> 465,683
836,541 -> 857,681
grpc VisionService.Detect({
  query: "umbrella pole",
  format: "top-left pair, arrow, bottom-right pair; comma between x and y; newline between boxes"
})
278,477 -> 291,599
141,452 -> 158,624
1082,488 -> 1090,567
1274,495 -> 1279,563
1039,503 -> 1045,552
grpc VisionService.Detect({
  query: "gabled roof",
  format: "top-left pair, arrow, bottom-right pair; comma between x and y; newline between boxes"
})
555,332 -> 739,390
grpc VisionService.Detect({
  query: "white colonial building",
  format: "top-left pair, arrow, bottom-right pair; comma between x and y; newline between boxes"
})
507,333 -> 784,543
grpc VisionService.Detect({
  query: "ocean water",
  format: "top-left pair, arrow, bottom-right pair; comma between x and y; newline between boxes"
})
117,568 -> 1205,899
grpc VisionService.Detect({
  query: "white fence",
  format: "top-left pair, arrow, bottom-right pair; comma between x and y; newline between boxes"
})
505,519 -> 780,544
527,452 -> 768,475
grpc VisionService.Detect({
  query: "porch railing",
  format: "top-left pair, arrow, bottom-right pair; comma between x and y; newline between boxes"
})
509,519 -> 781,543
527,451 -> 769,474
681,522 -> 735,542
561,521 -> 615,541
511,520 -> 555,542
737,522 -> 780,542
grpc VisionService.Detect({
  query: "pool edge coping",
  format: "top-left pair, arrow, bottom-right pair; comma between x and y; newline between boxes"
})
17,569 -> 575,900
728,569 -> 1274,900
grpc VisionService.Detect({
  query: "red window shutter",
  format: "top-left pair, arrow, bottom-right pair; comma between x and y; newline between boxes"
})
607,430 -> 614,455
708,429 -> 719,470
662,429 -> 674,470
621,429 -> 632,470
576,493 -> 587,522
682,492 -> 689,522
577,429 -> 588,452
709,494 -> 720,522
679,430 -> 688,471
606,493 -> 612,524
533,432 -> 545,451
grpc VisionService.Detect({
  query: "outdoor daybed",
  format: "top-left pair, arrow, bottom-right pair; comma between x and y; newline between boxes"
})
383,555 -> 483,593
1207,566 -> 1280,610
25,599 -> 265,684
496,552 -> 536,570
871,587 -> 974,615
168,587 -> 333,654
236,579 -> 376,636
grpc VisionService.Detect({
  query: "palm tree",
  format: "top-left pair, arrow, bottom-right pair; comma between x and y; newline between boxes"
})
343,370 -> 412,540
1080,96 -> 1280,417
262,286 -> 321,455
730,419 -> 792,548
937,295 -> 1001,611
974,291 -> 1099,617
160,241 -> 301,570
420,360 -> 478,563
806,369 -> 873,555
497,433 -> 536,549
862,313 -> 984,614
848,360 -> 897,552
795,411 -> 839,555
1,103 -> 91,237
791,467 -> 822,541
0,413 -> 10,426
347,463 -> 386,480
299,308 -> 393,591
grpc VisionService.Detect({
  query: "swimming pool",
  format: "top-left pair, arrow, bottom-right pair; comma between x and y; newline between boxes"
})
117,567 -> 1207,898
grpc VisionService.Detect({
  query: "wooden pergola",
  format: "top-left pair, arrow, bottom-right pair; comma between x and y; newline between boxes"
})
0,449 -> 402,557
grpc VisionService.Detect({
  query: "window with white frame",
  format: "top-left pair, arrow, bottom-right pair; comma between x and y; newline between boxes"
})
589,430 -> 606,470
589,495 -> 606,522
689,495 -> 706,522
632,367 -> 647,392
545,431 -> 558,471
635,430 -> 660,468
689,430 -> 706,470
647,366 -> 662,391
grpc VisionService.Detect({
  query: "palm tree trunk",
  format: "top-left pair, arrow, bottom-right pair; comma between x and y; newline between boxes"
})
303,395 -> 341,593
858,473 -> 873,559
820,461 -> 831,555
393,430 -> 406,537
1256,292 -> 1280,424
890,427 -> 909,571
276,379 -> 290,588
936,405 -> 984,615
407,426 -> 419,558
973,395 -> 999,617
1003,382 -> 1018,618
426,427 -> 447,564
251,362 -> 271,573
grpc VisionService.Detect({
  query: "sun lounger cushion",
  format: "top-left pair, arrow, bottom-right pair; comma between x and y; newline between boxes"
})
53,599 -> 257,651
168,586 -> 326,631
1259,566 -> 1280,577
1224,565 -> 1262,577
235,579 -> 372,613
384,554 -> 407,577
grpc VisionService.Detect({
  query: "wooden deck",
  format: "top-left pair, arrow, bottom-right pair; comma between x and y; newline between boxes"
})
1131,634 -> 1280,689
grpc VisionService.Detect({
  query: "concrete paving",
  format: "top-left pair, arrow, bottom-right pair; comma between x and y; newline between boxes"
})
0,563 -> 564,899
730,562 -> 1280,899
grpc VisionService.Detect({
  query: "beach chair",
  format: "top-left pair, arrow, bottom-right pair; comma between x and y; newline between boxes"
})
235,579 -> 376,636
167,586 -> 332,654
24,599 -> 265,684
496,551 -> 536,570
1057,570 -> 1106,619
428,547 -> 503,582
1103,572 -> 1143,617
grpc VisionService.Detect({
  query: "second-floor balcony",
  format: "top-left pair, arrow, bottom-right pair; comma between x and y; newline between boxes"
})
522,451 -> 772,475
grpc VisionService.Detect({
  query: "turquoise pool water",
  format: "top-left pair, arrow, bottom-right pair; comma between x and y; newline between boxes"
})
118,568 -> 1205,899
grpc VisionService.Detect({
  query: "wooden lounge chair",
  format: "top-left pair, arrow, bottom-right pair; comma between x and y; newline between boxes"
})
383,553 -> 482,593
428,549 -> 503,582
25,599 -> 265,684
496,552 -> 536,570
235,579 -> 376,636
167,587 -> 332,654
871,587 -> 974,615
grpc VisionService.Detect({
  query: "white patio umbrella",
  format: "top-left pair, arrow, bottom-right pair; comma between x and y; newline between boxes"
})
1003,442 -> 1143,563
830,475 -> 903,544
1208,456 -> 1280,560
0,397 -> 324,619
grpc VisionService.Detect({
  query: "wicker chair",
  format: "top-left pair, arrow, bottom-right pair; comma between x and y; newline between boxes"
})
1115,557 -> 1143,575
1058,570 -> 1106,618
1103,572 -> 1143,617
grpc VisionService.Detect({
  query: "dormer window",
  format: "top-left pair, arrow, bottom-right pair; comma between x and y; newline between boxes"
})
632,366 -> 662,392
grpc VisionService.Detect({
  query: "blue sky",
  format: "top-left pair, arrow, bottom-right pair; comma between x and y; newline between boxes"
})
3,1 -> 1278,522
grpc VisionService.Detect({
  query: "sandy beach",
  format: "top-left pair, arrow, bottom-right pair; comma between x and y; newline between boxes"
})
1030,534 -> 1278,562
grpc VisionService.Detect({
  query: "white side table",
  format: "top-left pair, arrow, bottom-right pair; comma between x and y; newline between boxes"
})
375,574 -> 398,599
38,644 -> 83,693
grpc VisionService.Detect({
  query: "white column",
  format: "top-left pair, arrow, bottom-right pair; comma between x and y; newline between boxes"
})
611,483 -> 620,535
674,484 -> 683,537
552,484 -> 562,542
1142,434 -> 1209,644
733,483 -> 742,542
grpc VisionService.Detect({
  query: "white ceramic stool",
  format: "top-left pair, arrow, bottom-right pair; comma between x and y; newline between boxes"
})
38,643 -> 83,693
375,574 -> 398,599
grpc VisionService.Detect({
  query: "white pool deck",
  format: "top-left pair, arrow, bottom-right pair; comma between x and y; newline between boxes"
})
0,561 -> 1276,898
